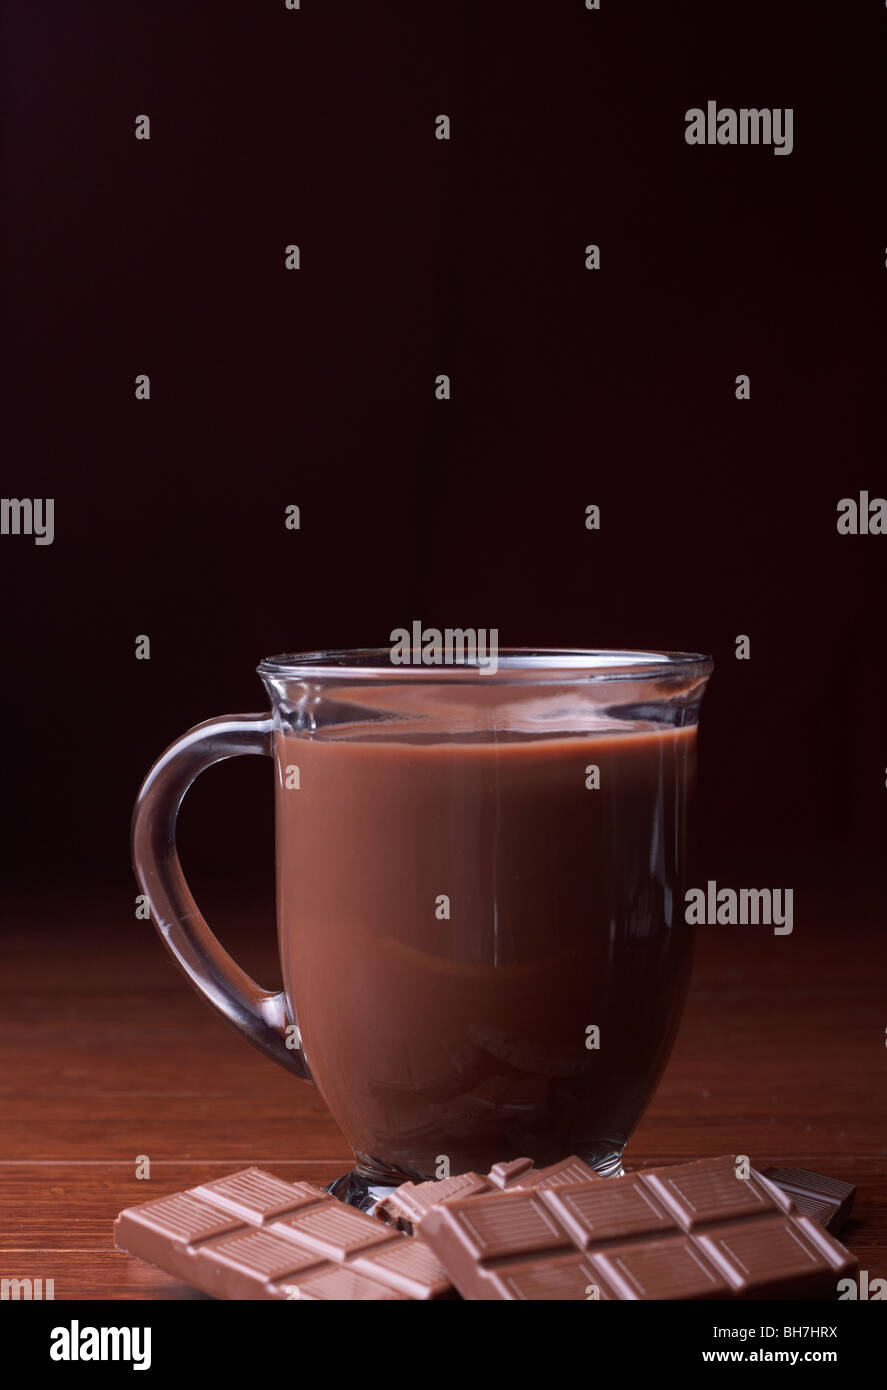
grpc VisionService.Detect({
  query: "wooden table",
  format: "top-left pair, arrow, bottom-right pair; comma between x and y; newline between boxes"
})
2,871 -> 884,1299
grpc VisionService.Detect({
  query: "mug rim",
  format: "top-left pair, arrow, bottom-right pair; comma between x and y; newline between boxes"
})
257,647 -> 714,683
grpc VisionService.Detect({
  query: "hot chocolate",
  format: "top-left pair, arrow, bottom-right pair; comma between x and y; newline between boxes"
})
275,721 -> 697,1181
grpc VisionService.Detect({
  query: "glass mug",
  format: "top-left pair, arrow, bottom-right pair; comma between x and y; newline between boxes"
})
132,648 -> 712,1201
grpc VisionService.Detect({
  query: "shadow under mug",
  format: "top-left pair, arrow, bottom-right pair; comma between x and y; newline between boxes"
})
132,648 -> 713,1200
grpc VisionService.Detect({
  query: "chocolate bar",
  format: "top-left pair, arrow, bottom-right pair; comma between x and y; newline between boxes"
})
762,1166 -> 855,1235
417,1155 -> 857,1300
375,1154 -> 602,1233
376,1155 -> 854,1238
114,1168 -> 452,1299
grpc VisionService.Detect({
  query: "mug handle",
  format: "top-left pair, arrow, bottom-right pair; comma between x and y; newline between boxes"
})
131,713 -> 310,1080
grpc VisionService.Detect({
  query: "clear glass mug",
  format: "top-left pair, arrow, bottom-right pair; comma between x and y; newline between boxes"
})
132,648 -> 712,1201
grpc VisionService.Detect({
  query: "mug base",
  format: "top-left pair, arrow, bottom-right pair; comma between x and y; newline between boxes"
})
324,1170 -> 403,1214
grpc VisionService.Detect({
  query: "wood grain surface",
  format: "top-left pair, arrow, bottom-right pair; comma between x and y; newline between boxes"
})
1,870 -> 884,1300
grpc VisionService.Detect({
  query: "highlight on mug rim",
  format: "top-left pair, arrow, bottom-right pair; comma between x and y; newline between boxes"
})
257,647 -> 714,684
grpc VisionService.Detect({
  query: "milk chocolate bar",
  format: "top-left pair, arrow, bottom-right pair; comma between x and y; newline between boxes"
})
376,1155 -> 854,1238
417,1155 -> 857,1300
375,1154 -> 602,1233
762,1166 -> 855,1234
114,1168 -> 451,1300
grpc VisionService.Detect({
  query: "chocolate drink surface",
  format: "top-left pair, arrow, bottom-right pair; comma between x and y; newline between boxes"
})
275,722 -> 697,1182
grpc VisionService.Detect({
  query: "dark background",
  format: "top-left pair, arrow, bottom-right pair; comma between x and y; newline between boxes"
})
3,0 -> 885,898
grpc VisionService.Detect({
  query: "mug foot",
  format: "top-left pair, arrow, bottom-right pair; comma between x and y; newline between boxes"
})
325,1169 -> 402,1214
580,1144 -> 626,1178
